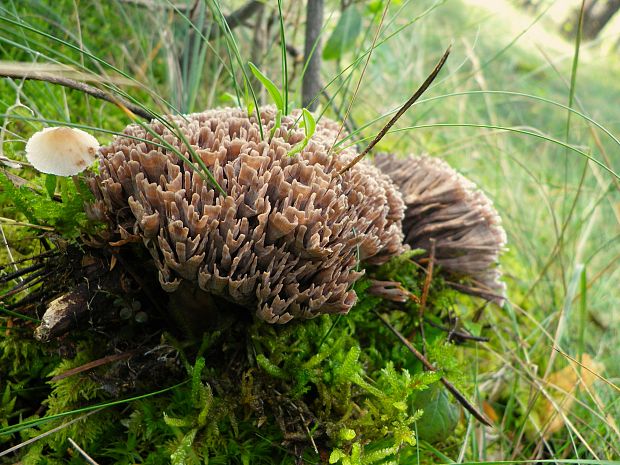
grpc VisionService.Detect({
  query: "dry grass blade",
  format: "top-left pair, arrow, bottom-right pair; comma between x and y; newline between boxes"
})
416,238 -> 435,354
485,342 -> 611,457
0,216 -> 55,231
338,44 -> 451,175
0,224 -> 21,281
0,410 -> 101,458
68,438 -> 100,465
50,351 -> 137,382
553,346 -> 620,393
0,61 -> 136,85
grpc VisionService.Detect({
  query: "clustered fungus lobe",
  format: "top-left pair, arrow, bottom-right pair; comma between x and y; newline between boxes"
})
374,153 -> 507,300
87,107 -> 405,323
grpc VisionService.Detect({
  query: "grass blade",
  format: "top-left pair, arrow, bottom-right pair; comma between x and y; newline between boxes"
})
248,62 -> 284,111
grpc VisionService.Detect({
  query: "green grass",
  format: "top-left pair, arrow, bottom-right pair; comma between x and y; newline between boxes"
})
355,1 -> 619,460
0,0 -> 618,463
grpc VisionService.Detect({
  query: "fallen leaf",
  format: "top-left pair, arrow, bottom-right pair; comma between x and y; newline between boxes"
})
536,353 -> 605,437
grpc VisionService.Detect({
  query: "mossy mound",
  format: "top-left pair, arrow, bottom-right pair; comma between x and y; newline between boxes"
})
0,249 -> 480,464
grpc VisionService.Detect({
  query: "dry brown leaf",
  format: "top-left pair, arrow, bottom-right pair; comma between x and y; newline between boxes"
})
537,353 -> 605,437
482,400 -> 500,424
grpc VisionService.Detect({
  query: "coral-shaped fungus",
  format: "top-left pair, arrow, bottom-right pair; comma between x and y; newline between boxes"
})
373,153 -> 507,301
86,107 -> 405,323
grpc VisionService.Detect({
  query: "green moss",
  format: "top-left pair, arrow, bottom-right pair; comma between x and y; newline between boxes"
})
0,251 -> 473,464
0,172 -> 98,240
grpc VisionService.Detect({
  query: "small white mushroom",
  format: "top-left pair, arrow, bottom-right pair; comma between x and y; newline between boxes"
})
25,126 -> 99,176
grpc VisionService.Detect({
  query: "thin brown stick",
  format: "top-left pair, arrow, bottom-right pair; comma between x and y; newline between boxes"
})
6,288 -> 55,311
0,269 -> 50,300
338,44 -> 451,175
50,351 -> 136,382
417,238 -> 435,353
0,71 -> 153,120
419,239 -> 436,314
302,0 -> 324,110
0,262 -> 45,283
374,310 -> 492,427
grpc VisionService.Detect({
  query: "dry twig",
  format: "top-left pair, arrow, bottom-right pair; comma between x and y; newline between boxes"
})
374,310 -> 492,426
0,68 -> 153,120
339,44 -> 451,175
416,238 -> 436,353
51,351 -> 137,382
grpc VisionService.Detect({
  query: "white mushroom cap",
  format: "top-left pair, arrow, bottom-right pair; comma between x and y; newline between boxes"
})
25,126 -> 99,176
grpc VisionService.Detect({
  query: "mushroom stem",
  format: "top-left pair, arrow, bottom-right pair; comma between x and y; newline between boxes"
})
167,282 -> 246,338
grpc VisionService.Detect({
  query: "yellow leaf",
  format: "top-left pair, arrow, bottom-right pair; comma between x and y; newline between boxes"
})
535,353 -> 604,437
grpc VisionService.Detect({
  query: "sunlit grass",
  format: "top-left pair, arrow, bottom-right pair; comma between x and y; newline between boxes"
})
318,0 -> 619,460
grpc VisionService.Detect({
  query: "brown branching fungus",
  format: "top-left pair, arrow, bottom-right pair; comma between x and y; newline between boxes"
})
19,106 -> 507,341
373,153 -> 507,302
86,107 -> 406,324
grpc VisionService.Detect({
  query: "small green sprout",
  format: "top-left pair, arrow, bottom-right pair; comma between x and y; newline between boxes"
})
248,62 -> 287,138
270,110 -> 282,140
248,62 -> 284,112
288,108 -> 316,157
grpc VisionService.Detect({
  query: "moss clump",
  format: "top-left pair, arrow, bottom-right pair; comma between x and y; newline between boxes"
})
1,251 -> 475,464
